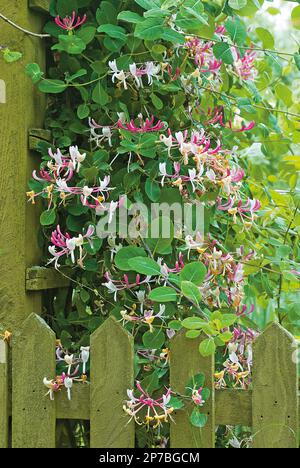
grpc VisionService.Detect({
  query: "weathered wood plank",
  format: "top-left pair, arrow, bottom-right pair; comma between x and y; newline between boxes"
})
0,1 -> 45,330
28,0 -> 50,14
90,317 -> 135,448
56,384 -> 90,420
12,314 -> 56,448
170,331 -> 215,448
215,389 -> 252,427
252,322 -> 299,448
26,267 -> 71,291
0,340 -> 9,448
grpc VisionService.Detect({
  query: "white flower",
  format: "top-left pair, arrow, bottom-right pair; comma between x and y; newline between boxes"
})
82,186 -> 94,205
80,346 -> 90,375
159,163 -> 168,186
64,377 -> 73,401
102,127 -> 113,147
129,63 -> 143,88
145,62 -> 161,85
69,146 -> 86,172
188,168 -> 197,192
109,60 -> 128,89
160,135 -> 173,156
108,201 -> 119,224
103,280 -> 118,301
43,378 -> 56,401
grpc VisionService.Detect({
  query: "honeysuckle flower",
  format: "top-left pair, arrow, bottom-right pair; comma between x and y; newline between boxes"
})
103,272 -> 154,301
206,106 -> 255,133
80,346 -> 90,375
129,63 -> 144,88
109,60 -> 128,89
69,146 -> 86,172
192,387 -> 205,406
48,225 -> 95,269
124,382 -> 174,429
159,134 -> 173,156
117,115 -> 164,133
43,377 -> 60,400
64,376 -> 73,401
144,62 -> 161,85
55,11 -> 87,32
233,48 -> 257,81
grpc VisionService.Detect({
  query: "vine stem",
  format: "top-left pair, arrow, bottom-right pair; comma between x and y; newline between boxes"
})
0,12 -> 51,38
200,85 -> 300,120
188,33 -> 296,58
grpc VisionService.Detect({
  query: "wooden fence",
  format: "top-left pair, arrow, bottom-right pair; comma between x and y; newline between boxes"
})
0,314 -> 298,448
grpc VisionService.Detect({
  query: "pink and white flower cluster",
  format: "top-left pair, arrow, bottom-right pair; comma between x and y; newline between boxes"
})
124,382 -> 174,428
109,60 -> 161,90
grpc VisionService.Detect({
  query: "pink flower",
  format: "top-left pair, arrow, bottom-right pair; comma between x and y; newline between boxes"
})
48,225 -> 95,269
117,115 -> 164,133
207,106 -> 255,133
192,387 -> 205,406
124,382 -> 174,428
55,11 -> 87,32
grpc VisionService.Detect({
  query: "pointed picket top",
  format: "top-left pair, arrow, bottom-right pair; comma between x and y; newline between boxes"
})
252,321 -> 299,448
0,339 -> 8,448
90,316 -> 135,448
170,329 -> 215,448
12,314 -> 56,448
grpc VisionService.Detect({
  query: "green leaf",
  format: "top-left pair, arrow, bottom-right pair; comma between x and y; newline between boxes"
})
186,373 -> 205,393
168,320 -> 182,331
161,28 -> 185,44
2,49 -> 22,63
148,287 -> 177,303
292,5 -> 300,30
256,27 -> 274,49
135,18 -> 165,40
150,93 -> 164,110
213,42 -> 234,64
77,26 -> 97,45
145,179 -> 161,202
199,338 -> 216,357
228,0 -> 247,10
56,0 -> 78,17
294,53 -> 300,71
182,317 -> 206,330
167,396 -> 184,410
97,24 -> 127,41
52,35 -> 86,55
115,247 -> 147,271
92,82 -> 109,106
77,103 -> 90,119
38,79 -> 67,94
146,216 -> 174,255
96,1 -> 118,25
190,408 -> 208,428
117,11 -> 143,23
225,18 -> 246,45
221,314 -> 237,327
220,331 -> 233,343
143,329 -> 165,349
40,209 -> 56,226
128,257 -> 161,276
180,262 -> 207,286
181,281 -> 202,304
186,330 -> 201,339
135,0 -> 161,10
25,63 -> 43,83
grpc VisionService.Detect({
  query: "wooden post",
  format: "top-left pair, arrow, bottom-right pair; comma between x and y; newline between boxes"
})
0,1 -> 46,331
170,331 -> 215,448
12,314 -> 56,448
0,340 -> 9,448
252,322 -> 299,448
90,317 -> 135,448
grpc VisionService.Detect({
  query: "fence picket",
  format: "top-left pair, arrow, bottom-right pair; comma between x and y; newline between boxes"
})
170,330 -> 215,448
252,322 -> 299,448
12,314 -> 56,448
0,340 -> 9,448
90,317 -> 135,448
